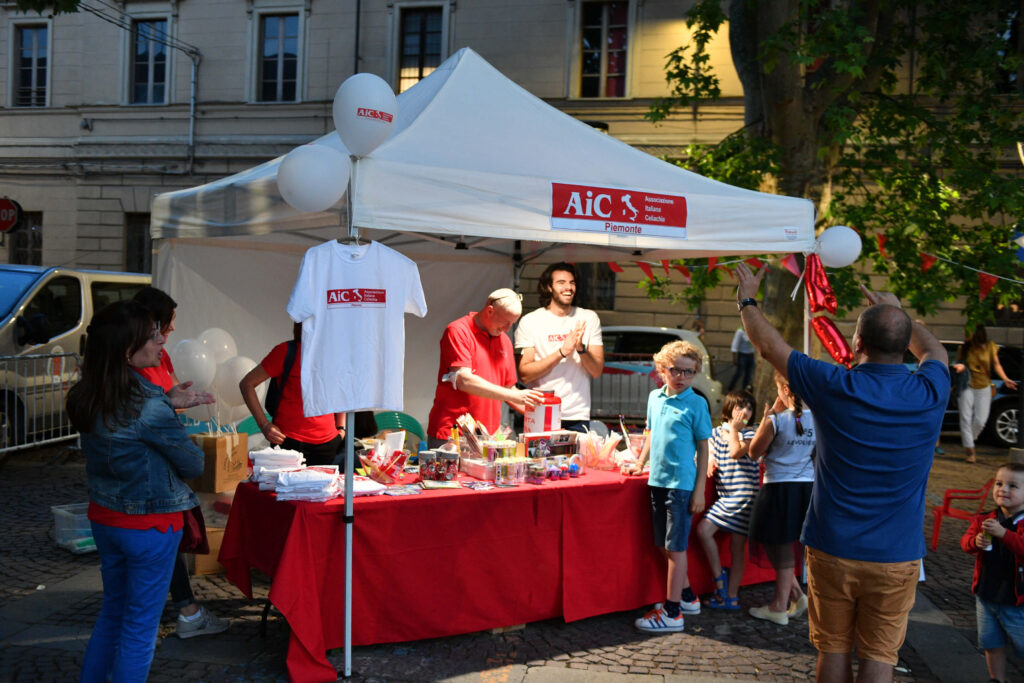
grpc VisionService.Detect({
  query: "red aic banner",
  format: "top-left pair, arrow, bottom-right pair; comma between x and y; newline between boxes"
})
550,183 -> 687,239
326,288 -> 387,307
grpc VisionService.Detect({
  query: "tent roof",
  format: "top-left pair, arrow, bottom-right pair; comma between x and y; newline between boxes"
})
152,47 -> 814,262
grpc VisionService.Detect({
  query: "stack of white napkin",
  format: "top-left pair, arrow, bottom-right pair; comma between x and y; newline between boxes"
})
249,447 -> 305,491
276,465 -> 343,502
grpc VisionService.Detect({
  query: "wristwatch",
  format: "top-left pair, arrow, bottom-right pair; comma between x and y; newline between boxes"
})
737,298 -> 759,311
578,344 -> 588,355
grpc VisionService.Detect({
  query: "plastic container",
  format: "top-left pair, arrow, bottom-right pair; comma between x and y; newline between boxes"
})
51,503 -> 96,554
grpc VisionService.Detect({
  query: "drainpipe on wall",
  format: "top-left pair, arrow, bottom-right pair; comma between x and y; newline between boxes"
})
187,50 -> 202,175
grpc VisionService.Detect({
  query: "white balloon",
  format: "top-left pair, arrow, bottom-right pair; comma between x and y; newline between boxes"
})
183,402 -> 216,424
332,73 -> 397,157
277,145 -> 350,213
199,328 -> 238,365
212,356 -> 257,409
169,338 -> 216,390
817,225 -> 863,268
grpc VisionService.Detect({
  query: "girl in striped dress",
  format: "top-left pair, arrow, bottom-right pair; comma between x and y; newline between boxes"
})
696,391 -> 759,610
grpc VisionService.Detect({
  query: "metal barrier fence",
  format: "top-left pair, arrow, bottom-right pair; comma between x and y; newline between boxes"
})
0,352 -> 81,455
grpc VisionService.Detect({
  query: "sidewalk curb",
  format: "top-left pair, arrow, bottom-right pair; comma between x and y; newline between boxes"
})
907,590 -> 987,682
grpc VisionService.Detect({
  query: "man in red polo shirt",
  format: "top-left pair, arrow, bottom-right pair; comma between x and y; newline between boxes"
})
427,289 -> 544,443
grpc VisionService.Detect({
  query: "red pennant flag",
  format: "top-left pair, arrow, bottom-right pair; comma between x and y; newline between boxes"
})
920,253 -> 937,272
673,264 -> 691,283
744,257 -> 764,269
661,259 -> 671,276
607,261 -> 623,273
979,272 -> 998,301
876,234 -> 888,259
781,254 -> 802,278
707,256 -> 719,272
636,262 -> 656,282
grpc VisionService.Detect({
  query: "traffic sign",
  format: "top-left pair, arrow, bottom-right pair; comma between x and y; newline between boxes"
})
0,199 -> 22,233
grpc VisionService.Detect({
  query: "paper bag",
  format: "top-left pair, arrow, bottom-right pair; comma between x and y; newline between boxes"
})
189,432 -> 249,493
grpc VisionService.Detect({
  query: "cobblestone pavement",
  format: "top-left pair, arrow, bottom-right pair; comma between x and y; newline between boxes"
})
0,437 -> 1008,682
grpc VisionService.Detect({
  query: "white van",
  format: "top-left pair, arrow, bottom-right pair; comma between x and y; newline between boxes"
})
592,325 -> 723,425
0,265 -> 150,446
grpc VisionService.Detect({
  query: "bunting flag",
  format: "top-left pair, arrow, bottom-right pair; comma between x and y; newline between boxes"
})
707,256 -> 719,272
607,261 -> 623,273
744,257 -> 764,269
781,254 -> 802,278
979,272 -> 998,300
920,253 -> 937,272
636,261 -> 656,282
661,259 -> 671,276
673,264 -> 691,283
876,234 -> 888,259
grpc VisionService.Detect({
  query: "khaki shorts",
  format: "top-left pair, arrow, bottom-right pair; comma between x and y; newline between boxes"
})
806,546 -> 919,666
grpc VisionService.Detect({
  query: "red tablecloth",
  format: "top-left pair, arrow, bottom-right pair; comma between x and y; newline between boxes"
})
219,471 -> 774,683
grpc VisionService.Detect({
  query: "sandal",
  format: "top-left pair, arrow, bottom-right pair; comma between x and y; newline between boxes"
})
707,595 -> 740,611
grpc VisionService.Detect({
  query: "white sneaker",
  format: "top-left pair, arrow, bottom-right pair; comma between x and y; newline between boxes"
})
679,596 -> 701,615
176,605 -> 230,639
788,594 -> 808,618
749,604 -> 789,625
634,607 -> 684,633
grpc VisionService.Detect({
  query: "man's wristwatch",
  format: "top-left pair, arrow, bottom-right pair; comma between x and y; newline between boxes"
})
578,344 -> 588,355
737,298 -> 759,311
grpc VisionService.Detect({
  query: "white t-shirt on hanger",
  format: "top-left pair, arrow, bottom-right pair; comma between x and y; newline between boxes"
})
286,240 -> 427,416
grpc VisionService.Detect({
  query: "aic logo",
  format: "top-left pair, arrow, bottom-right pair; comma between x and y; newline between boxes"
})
550,183 -> 687,239
356,108 -> 394,123
326,288 -> 387,307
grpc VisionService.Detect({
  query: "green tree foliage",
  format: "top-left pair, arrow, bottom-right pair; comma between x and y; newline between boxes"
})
647,0 -> 1024,330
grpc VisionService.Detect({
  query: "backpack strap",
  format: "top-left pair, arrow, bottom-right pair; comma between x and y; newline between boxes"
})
280,340 -> 298,390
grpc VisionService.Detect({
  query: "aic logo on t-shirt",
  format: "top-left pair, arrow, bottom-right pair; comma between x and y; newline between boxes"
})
326,288 -> 387,307
546,334 -> 568,342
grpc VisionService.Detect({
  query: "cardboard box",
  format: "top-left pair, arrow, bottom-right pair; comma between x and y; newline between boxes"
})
189,526 -> 225,576
188,432 -> 248,493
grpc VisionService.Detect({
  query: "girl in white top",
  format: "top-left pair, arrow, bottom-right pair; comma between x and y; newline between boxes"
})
746,371 -> 816,626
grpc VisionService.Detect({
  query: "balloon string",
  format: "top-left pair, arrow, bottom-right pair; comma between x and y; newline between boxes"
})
790,272 -> 805,301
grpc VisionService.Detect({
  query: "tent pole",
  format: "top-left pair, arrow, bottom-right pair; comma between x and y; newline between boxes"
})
343,157 -> 357,679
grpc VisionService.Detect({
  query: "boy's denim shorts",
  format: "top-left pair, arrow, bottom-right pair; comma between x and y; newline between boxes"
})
649,486 -> 693,552
976,595 -> 1024,658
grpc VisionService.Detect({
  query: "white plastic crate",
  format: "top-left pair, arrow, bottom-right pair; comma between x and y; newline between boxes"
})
51,502 -> 96,554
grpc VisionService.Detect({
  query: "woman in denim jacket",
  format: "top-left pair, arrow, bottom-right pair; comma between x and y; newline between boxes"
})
69,301 -> 213,683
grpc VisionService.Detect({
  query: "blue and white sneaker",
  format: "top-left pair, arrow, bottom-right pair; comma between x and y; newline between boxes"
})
679,596 -> 701,615
634,607 -> 684,633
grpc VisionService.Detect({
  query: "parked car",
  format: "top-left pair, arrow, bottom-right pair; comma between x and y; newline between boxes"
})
908,341 -> 1022,448
0,265 -> 150,447
592,326 -> 723,425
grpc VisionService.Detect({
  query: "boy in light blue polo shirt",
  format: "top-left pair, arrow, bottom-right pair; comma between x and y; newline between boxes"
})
623,340 -> 713,633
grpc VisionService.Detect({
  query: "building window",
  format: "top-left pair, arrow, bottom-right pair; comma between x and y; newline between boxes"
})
14,25 -> 48,107
258,13 -> 298,102
574,262 -> 616,310
131,19 -> 168,104
10,212 -> 42,265
580,2 -> 627,98
398,7 -> 442,93
124,213 -> 151,273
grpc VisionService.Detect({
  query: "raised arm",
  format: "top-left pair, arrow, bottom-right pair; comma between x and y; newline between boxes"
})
858,284 -> 946,366
735,264 -> 795,379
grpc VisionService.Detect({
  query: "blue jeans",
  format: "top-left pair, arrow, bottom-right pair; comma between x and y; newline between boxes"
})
976,595 -> 1024,658
80,522 -> 182,683
727,353 -> 755,391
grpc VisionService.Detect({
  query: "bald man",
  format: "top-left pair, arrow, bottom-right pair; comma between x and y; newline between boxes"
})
735,264 -> 948,683
427,289 -> 544,444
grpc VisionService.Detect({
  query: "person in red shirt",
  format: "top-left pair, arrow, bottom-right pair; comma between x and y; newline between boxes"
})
133,286 -> 229,639
240,322 -> 347,467
427,288 -> 544,444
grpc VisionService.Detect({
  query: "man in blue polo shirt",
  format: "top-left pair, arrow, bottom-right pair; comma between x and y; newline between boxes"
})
734,263 -> 948,683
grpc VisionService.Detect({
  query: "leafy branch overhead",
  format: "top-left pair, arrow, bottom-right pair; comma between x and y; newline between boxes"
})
646,0 -> 1024,330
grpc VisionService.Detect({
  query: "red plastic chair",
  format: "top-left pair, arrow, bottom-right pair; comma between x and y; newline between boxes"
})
930,478 -> 994,551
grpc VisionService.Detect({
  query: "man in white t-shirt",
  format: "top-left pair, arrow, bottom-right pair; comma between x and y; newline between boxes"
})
514,263 -> 604,432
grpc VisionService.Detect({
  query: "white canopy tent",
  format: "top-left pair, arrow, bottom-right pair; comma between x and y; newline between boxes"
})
151,47 -> 816,677
151,46 -> 814,427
